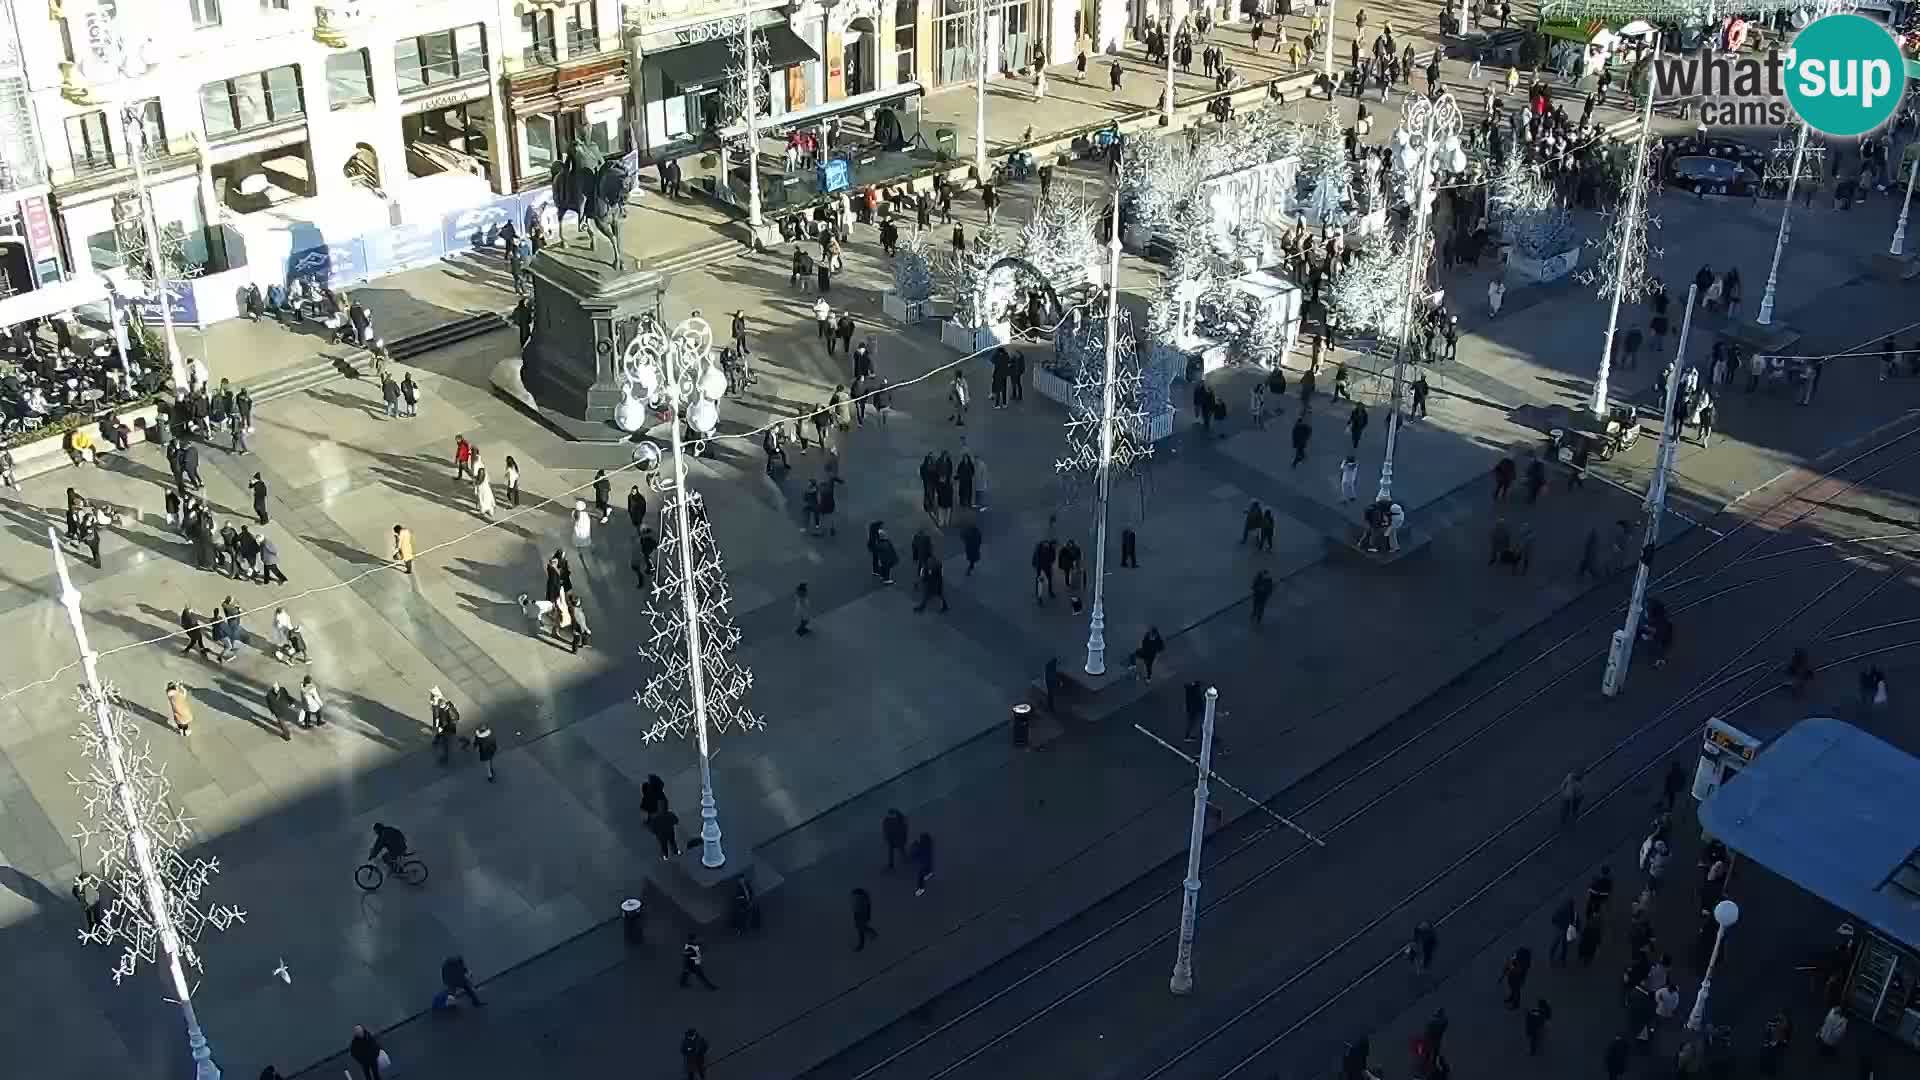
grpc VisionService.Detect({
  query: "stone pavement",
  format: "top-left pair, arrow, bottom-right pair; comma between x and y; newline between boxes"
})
0,40 -> 1916,1080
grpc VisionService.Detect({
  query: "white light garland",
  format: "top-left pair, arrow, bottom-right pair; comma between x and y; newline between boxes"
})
70,683 -> 247,983
1576,146 -> 1665,304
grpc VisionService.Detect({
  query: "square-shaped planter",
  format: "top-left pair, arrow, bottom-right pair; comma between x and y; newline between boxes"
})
1508,247 -> 1581,286
1032,367 -> 1074,405
941,320 -> 1005,354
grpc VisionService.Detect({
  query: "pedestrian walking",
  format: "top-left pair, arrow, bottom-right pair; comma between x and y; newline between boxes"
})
1549,897 -> 1575,964
72,873 -> 105,931
502,455 -> 522,508
572,499 -> 592,551
1251,569 -> 1275,624
429,687 -> 460,765
1408,921 -> 1437,974
1585,865 -> 1614,922
299,675 -> 325,728
1559,770 -> 1583,825
470,722 -> 497,781
1500,946 -> 1531,1008
593,469 -> 612,522
1347,402 -> 1369,448
852,887 -> 878,950
1524,998 -> 1552,1055
392,524 -> 415,574
679,932 -> 718,990
883,808 -> 909,869
1663,759 -> 1690,811
348,1025 -> 385,1080
1487,278 -> 1506,317
910,831 -> 935,895
649,806 -> 682,860
249,473 -> 270,525
1340,456 -> 1359,502
681,1028 -> 710,1079
399,374 -> 417,418
793,582 -> 812,636
1523,451 -> 1547,503
472,453 -> 496,519
1603,1034 -> 1630,1080
165,681 -> 193,735
949,370 -> 970,426
1291,414 -> 1312,466
440,954 -> 485,1006
454,435 -> 473,480
1031,537 -> 1057,602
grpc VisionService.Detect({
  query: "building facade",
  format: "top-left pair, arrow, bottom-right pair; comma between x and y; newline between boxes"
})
496,0 -> 632,193
22,0 -> 546,280
0,0 -> 52,296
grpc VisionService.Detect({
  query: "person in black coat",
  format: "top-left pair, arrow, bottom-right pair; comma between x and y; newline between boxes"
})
883,808 -> 908,868
348,1025 -> 383,1080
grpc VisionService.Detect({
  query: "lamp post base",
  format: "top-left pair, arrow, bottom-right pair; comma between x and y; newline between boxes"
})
699,796 -> 725,869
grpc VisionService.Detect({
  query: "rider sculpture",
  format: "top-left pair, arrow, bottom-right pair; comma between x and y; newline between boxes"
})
550,137 -> 634,270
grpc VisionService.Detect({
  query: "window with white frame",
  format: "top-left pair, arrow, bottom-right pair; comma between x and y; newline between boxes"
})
326,48 -> 374,108
522,11 -> 556,65
65,111 -> 113,173
566,2 -> 599,54
189,0 -> 222,28
895,0 -> 917,85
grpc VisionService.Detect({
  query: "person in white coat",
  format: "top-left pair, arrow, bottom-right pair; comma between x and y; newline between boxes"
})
298,675 -> 325,729
571,499 -> 592,551
1340,455 -> 1359,502
471,452 -> 496,519
1487,279 -> 1506,317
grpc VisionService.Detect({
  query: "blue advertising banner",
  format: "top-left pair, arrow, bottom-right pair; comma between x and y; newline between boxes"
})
131,280 -> 200,327
441,197 -> 520,254
286,239 -> 367,289
362,222 -> 445,278
819,159 -> 851,194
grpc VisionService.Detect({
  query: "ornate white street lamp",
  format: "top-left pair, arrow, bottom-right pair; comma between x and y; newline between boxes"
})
1756,121 -> 1813,327
52,531 -> 242,1080
1375,92 -> 1465,507
1578,40 -> 1663,419
1892,150 -> 1917,257
726,1 -> 767,233
625,316 -> 764,868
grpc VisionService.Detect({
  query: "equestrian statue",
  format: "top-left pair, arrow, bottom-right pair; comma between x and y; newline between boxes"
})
550,137 -> 634,270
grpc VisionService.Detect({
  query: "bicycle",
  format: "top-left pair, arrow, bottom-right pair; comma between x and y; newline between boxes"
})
354,853 -> 429,891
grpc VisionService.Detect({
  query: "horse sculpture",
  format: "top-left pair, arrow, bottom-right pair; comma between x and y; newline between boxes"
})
550,138 -> 634,270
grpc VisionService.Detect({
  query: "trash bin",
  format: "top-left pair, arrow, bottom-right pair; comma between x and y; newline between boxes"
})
621,897 -> 645,945
1011,703 -> 1032,747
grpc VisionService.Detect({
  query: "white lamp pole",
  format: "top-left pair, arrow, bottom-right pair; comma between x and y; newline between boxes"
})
1601,283 -> 1696,698
1892,145 -> 1917,257
740,1 -> 763,232
1169,685 -> 1217,995
52,531 -> 230,1080
1756,121 -> 1810,327
1163,0 -> 1183,126
976,0 -> 990,177
629,318 -> 764,870
1687,899 -> 1741,1031
1085,182 -> 1123,676
1376,92 -> 1464,506
1591,41 -> 1658,419
1322,0 -> 1337,83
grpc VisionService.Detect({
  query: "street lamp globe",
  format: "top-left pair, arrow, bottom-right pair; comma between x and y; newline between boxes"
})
1714,899 -> 1741,928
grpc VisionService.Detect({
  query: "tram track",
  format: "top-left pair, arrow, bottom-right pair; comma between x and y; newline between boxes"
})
1174,561 -> 1907,1079
800,423 -> 1920,1080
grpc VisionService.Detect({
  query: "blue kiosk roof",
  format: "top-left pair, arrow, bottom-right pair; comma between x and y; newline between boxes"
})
1699,718 -> 1920,951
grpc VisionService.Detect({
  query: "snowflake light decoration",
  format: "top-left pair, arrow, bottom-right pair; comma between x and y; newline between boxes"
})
1056,304 -> 1153,486
719,18 -> 769,129
636,488 -> 763,743
1576,139 -> 1665,303
1764,122 -> 1826,191
69,684 -> 245,985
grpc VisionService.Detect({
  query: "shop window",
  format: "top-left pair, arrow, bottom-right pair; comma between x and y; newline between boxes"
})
260,0 -> 290,9
189,0 -> 222,29
64,110 -> 112,174
326,48 -> 374,109
566,2 -> 599,54
525,114 -> 556,173
395,24 -> 489,91
200,64 -> 306,138
522,11 -> 556,65
895,0 -> 917,84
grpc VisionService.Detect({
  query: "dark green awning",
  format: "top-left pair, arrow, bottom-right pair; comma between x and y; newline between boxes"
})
649,24 -> 818,91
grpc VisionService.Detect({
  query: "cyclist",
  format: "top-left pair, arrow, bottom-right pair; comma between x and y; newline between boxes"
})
368,822 -> 409,875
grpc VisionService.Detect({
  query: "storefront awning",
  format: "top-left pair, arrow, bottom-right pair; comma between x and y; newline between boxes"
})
1700,718 -> 1920,952
648,24 -> 817,91
0,275 -> 108,330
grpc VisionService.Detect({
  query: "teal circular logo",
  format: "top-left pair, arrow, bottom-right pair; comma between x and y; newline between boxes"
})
1785,14 -> 1908,137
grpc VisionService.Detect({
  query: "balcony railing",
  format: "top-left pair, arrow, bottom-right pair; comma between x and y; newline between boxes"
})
567,26 -> 601,54
522,42 -> 559,66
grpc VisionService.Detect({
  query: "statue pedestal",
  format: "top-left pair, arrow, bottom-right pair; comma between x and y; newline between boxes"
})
500,242 -> 669,442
